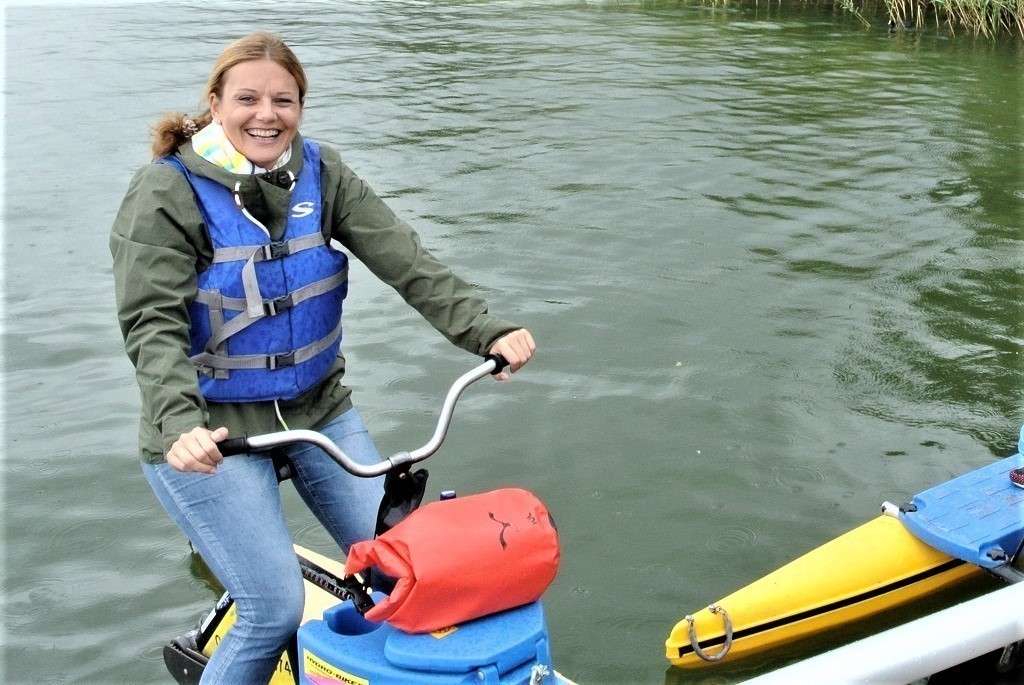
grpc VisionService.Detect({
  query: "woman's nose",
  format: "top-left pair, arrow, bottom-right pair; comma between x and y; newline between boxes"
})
256,97 -> 275,120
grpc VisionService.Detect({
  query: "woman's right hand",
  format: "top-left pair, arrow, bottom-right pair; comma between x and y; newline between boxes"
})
167,426 -> 229,474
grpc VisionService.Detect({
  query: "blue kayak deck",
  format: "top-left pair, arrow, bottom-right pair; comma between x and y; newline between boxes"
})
899,451 -> 1024,569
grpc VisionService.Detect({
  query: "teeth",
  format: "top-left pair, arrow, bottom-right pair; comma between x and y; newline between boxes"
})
248,129 -> 279,139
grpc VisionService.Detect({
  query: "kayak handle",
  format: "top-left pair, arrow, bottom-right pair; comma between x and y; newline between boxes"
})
685,604 -> 734,663
218,355 -> 510,477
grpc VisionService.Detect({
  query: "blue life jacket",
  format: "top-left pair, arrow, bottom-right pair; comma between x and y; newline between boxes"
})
161,140 -> 348,402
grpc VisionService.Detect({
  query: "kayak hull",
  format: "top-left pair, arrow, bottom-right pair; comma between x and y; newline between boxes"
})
737,581 -> 1024,685
666,514 -> 982,668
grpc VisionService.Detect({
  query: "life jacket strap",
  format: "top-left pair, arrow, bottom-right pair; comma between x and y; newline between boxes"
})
230,235 -> 326,319
191,318 -> 343,375
210,233 -> 326,264
194,268 -> 348,354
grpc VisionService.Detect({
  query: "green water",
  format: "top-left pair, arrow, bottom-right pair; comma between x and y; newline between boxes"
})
3,2 -> 1022,683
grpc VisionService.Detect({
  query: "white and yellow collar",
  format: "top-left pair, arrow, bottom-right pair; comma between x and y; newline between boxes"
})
191,122 -> 291,174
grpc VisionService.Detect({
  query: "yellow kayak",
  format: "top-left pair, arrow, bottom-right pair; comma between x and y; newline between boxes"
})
666,514 -> 982,668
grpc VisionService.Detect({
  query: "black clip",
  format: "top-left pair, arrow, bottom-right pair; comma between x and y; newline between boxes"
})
264,294 -> 295,316
262,241 -> 291,260
268,352 -> 295,370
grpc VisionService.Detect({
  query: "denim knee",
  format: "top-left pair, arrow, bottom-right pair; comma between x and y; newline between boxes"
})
234,575 -> 304,643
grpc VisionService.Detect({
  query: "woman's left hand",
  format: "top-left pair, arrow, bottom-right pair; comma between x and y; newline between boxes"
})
489,328 -> 536,381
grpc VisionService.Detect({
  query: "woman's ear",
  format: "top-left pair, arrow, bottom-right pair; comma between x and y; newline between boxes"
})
209,93 -> 221,125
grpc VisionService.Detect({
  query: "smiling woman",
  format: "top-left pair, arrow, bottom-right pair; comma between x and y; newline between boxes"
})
109,30 -> 535,685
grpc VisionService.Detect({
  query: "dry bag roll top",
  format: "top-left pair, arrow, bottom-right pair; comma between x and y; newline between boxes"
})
344,488 -> 560,633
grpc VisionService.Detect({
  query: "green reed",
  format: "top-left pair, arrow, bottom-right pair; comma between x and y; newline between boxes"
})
880,0 -> 1024,37
708,0 -> 1024,36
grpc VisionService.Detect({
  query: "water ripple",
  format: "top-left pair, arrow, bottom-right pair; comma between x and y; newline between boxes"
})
767,462 -> 829,494
4,578 -> 75,629
48,517 -> 126,556
704,525 -> 761,554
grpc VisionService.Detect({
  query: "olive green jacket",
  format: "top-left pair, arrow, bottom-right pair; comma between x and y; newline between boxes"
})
111,134 -> 519,463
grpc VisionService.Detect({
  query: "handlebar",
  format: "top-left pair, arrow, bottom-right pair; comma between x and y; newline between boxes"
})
218,354 -> 510,477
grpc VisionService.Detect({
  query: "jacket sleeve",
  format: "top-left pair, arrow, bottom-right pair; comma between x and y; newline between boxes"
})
110,163 -> 209,456
319,147 -> 520,355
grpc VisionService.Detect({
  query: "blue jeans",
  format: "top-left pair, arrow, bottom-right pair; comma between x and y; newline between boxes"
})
143,408 -> 385,684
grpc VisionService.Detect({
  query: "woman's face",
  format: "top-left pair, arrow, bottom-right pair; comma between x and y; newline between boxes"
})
210,59 -> 302,169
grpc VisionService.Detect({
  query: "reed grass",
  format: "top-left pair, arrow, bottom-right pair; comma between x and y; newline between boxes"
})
727,0 -> 1024,36
880,0 -> 1024,37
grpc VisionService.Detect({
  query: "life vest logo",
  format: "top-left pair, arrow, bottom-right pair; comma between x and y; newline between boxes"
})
291,201 -> 315,218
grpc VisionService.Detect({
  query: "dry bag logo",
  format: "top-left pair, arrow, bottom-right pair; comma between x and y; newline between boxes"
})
488,512 -> 511,550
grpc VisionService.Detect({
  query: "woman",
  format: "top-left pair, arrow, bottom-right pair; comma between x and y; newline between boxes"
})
110,32 -> 535,683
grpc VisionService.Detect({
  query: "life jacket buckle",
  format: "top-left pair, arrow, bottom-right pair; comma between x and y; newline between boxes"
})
264,293 -> 295,316
262,240 -> 291,260
268,352 -> 295,370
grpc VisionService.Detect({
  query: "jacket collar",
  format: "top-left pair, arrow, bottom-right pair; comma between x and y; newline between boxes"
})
176,133 -> 305,190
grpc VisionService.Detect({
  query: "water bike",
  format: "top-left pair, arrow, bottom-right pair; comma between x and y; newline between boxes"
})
161,355 -> 574,685
667,426 -> 1024,680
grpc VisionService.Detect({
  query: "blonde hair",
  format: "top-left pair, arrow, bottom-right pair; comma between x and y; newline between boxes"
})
150,32 -> 308,159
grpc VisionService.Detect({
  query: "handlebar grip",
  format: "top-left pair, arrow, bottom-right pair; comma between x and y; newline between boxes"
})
484,353 -> 509,375
218,437 -> 250,456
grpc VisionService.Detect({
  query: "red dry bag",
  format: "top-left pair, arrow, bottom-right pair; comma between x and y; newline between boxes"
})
344,487 -> 560,633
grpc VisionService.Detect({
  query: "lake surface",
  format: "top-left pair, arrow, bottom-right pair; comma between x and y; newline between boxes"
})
3,1 -> 1022,683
